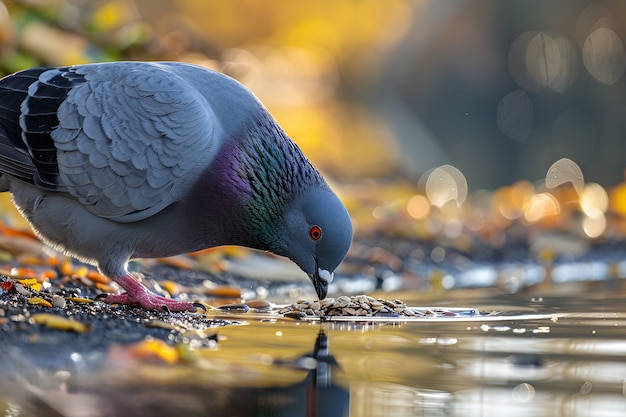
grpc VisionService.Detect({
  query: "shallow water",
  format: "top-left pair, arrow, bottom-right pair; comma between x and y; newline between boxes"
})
204,288 -> 626,417
3,283 -> 626,416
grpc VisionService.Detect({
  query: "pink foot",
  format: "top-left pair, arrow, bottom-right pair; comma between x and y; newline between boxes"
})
98,273 -> 197,312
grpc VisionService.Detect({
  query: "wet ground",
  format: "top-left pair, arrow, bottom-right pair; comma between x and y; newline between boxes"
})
2,232 -> 626,416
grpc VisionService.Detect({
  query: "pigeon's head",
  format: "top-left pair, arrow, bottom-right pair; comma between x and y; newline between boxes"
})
277,186 -> 353,299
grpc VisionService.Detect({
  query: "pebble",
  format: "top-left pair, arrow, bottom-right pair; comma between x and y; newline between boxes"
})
284,311 -> 307,319
14,283 -> 31,296
245,300 -> 272,310
52,295 -> 66,308
217,303 -> 250,313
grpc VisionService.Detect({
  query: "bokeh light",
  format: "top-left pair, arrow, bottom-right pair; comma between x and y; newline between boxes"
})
508,31 -> 578,93
582,206 -> 606,238
526,32 -> 578,93
583,27 -> 626,85
545,158 -> 584,194
425,165 -> 468,208
406,194 -> 430,220
524,192 -> 560,223
580,182 -> 609,216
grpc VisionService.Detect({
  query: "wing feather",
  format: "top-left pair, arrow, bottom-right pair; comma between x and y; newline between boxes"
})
55,63 -> 216,221
0,62 -> 218,222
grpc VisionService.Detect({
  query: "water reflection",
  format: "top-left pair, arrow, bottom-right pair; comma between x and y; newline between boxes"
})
182,328 -> 351,417
0,328 -> 350,417
274,329 -> 350,417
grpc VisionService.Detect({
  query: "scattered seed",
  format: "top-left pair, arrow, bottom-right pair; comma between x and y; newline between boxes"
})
320,298 -> 335,308
278,295 -> 456,318
343,307 -> 357,315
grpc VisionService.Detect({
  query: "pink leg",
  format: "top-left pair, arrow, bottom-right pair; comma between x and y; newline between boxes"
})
99,273 -> 196,312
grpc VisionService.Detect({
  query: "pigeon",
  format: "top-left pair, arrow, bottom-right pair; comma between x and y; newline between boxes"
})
0,61 -> 353,311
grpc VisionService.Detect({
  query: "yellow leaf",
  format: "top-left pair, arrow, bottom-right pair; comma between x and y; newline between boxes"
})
27,297 -> 52,307
128,339 -> 180,364
31,314 -> 90,333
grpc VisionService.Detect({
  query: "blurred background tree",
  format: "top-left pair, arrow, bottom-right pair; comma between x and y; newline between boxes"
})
1,0 -> 626,191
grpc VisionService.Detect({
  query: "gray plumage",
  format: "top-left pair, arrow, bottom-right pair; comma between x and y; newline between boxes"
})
0,62 -> 352,310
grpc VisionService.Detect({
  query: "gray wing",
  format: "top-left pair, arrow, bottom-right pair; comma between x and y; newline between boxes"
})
0,62 -> 216,222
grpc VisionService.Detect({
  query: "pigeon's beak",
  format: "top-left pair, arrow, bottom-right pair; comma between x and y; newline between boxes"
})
310,267 -> 333,300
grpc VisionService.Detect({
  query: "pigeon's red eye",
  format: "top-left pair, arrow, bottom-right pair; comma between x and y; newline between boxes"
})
309,225 -> 322,241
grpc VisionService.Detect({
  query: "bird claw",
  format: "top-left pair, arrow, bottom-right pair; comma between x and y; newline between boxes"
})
93,293 -> 108,302
95,274 -> 197,312
97,291 -> 196,312
193,302 -> 208,312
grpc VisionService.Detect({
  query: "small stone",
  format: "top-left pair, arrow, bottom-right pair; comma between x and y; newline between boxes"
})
284,311 -> 307,319
245,300 -> 271,310
217,303 -> 250,313
14,283 -> 31,296
52,295 -> 66,309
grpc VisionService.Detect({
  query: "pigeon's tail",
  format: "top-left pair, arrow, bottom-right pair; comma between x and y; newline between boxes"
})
0,69 -> 48,148
0,123 -> 35,189
0,68 -> 50,186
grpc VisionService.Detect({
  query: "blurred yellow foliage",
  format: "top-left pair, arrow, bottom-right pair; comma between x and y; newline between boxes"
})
1,0 -> 412,180
91,1 -> 137,31
610,182 -> 626,216
181,0 -> 412,53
